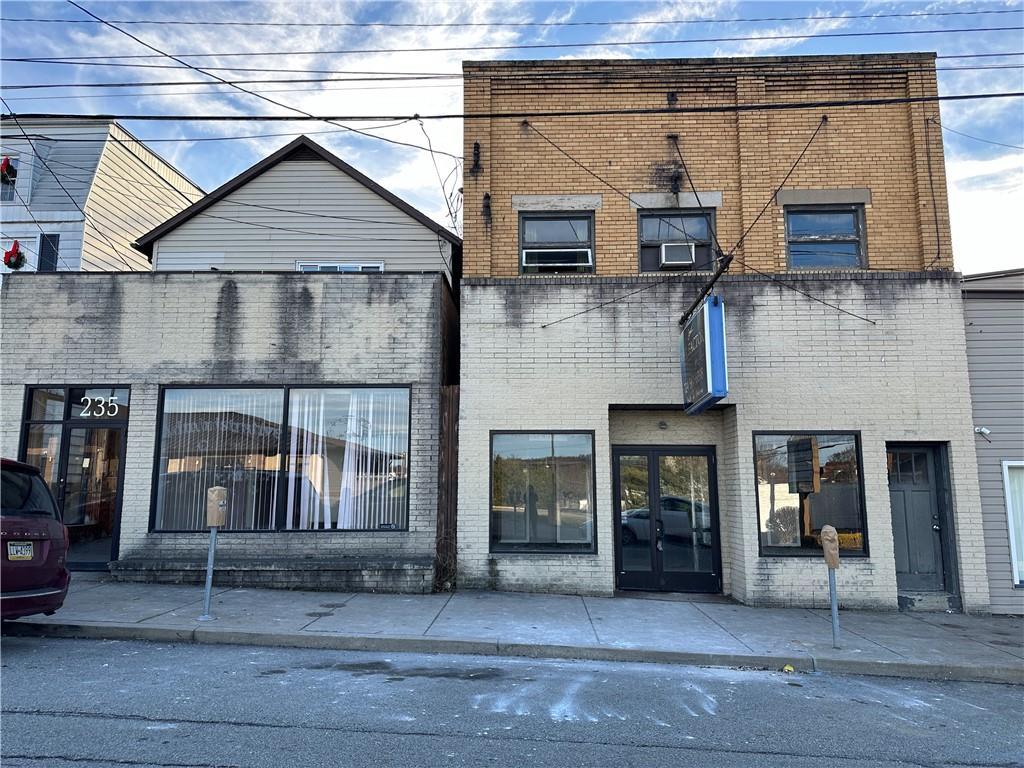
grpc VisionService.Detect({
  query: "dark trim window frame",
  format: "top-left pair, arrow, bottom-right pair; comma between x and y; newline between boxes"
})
149,383 -> 413,534
785,204 -> 867,270
637,208 -> 717,273
752,430 -> 869,558
37,233 -> 60,272
519,211 -> 595,274
489,430 -> 598,554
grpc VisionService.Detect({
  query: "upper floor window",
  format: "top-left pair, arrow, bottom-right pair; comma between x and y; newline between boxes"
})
1,156 -> 19,202
639,210 -> 715,272
38,233 -> 59,272
297,262 -> 384,273
785,205 -> 865,270
520,213 -> 593,274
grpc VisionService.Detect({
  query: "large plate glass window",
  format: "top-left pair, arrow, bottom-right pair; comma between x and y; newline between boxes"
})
520,213 -> 594,274
490,432 -> 595,553
286,388 -> 410,531
753,432 -> 867,556
154,389 -> 284,531
785,205 -> 865,269
639,210 -> 714,272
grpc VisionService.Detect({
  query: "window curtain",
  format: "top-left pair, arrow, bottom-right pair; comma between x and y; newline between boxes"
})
286,388 -> 409,530
1008,465 -> 1024,584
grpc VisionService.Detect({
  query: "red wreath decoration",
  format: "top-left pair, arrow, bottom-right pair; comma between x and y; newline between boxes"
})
0,156 -> 12,184
4,240 -> 26,270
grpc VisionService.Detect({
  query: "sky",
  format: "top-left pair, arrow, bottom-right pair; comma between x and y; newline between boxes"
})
1,0 -> 1022,274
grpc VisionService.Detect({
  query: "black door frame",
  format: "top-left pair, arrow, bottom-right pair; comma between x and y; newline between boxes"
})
886,441 -> 961,600
17,385 -> 131,570
612,444 -> 722,593
58,422 -> 129,570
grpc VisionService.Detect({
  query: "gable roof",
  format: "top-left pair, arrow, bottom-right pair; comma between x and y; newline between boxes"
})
132,135 -> 461,257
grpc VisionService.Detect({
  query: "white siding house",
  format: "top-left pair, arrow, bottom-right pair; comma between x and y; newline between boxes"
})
963,269 -> 1024,615
135,136 -> 460,283
1,118 -> 202,274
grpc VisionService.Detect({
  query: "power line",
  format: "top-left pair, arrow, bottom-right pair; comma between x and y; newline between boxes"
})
6,89 -> 1022,122
14,62 -> 1022,102
532,115 -> 875,328
1,81 -> 463,102
61,1 -> 460,160
928,117 -> 1024,150
42,154 -> 450,232
6,23 -> 1021,61
3,7 -> 1019,28
5,54 -> 1021,90
1,99 -> 140,270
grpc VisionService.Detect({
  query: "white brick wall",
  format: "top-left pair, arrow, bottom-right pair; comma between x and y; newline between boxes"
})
457,271 -> 990,611
0,272 -> 452,585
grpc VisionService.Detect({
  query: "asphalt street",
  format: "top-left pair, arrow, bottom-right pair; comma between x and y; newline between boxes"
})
0,636 -> 1021,768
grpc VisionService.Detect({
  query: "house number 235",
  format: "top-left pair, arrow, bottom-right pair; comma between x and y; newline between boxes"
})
79,396 -> 119,417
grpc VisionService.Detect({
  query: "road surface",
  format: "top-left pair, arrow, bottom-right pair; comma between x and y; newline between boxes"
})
1,636 -> 1021,767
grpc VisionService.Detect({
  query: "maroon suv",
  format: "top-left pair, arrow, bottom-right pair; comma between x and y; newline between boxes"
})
1,458 -> 70,620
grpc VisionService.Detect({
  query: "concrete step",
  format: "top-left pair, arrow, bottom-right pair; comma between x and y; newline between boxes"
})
897,591 -> 961,613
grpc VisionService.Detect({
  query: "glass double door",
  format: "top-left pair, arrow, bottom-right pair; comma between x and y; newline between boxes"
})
613,446 -> 721,593
25,423 -> 126,568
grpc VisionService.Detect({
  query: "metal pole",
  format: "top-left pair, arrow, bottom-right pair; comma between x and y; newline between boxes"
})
198,526 -> 217,622
828,567 -> 840,649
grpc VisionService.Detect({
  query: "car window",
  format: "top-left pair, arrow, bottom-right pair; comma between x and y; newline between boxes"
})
1,468 -> 60,519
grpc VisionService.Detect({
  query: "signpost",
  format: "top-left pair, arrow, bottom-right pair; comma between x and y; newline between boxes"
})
680,295 -> 728,415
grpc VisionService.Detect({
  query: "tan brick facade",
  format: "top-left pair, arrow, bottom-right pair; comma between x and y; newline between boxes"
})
462,54 -> 952,278
457,54 -> 985,611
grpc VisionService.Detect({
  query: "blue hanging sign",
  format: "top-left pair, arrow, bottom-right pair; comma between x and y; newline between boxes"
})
680,294 -> 728,415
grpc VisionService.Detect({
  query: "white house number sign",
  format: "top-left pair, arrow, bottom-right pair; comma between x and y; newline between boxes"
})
78,395 -> 121,418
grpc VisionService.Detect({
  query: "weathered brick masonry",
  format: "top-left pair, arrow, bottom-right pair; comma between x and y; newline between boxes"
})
457,273 -> 988,610
463,53 -> 952,277
457,54 -> 984,610
0,271 -> 455,592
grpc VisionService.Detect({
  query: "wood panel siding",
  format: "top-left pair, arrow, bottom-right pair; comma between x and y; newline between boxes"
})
964,272 -> 1024,614
151,155 -> 453,279
82,125 -> 203,272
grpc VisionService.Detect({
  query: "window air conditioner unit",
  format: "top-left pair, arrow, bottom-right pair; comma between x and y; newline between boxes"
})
521,248 -> 592,268
660,242 -> 696,267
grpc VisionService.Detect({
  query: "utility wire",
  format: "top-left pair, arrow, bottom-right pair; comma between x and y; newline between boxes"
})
927,117 -> 1024,150
8,23 -> 1022,60
5,55 -> 1021,90
3,7 -> 1019,28
60,1 -> 460,160
533,116 -> 875,328
1,99 -> 140,270
0,186 -> 77,271
7,89 -> 1022,122
418,119 -> 460,232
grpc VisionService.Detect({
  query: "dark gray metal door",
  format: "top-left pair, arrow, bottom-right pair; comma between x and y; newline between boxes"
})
887,446 -> 944,592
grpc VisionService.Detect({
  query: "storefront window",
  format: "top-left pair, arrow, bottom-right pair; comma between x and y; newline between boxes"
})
286,388 -> 410,531
753,432 -> 867,556
154,389 -> 284,531
1004,462 -> 1024,586
490,432 -> 595,553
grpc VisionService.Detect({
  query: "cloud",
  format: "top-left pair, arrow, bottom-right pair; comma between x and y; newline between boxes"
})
711,12 -> 851,57
947,151 -> 1024,274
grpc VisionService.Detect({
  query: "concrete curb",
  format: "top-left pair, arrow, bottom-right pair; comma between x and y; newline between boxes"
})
4,619 -> 1021,685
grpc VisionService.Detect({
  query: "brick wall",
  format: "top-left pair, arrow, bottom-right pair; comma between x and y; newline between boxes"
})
462,54 -> 952,278
0,271 -> 453,592
456,272 -> 989,611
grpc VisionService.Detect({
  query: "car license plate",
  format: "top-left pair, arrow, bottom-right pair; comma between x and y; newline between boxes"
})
7,542 -> 34,561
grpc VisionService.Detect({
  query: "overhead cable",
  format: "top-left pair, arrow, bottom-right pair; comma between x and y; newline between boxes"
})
6,23 -> 1021,60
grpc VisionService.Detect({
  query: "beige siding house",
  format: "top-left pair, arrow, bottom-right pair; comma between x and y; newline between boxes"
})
1,118 -> 202,273
135,136 -> 459,282
963,269 -> 1024,615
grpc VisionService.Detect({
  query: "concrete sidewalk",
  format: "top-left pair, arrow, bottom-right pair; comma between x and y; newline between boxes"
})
4,573 -> 1022,684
